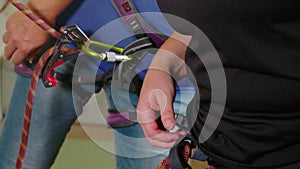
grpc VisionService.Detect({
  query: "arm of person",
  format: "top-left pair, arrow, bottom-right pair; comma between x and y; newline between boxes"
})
2,0 -> 73,65
137,31 -> 192,148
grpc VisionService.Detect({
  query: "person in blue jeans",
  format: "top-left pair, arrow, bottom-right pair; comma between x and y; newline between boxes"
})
0,0 -> 194,169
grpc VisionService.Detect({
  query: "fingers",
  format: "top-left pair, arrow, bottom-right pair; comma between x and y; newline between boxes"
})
3,41 -> 16,60
137,106 -> 178,148
2,31 -> 9,43
2,11 -> 50,65
140,113 -> 185,148
3,36 -> 33,64
160,98 -> 176,130
11,49 -> 26,65
143,123 -> 187,148
137,68 -> 182,148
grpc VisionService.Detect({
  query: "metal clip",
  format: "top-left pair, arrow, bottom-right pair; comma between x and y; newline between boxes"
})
41,25 -> 88,88
105,52 -> 130,62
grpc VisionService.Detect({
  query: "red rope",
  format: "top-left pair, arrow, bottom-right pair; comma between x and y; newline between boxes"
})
14,45 -> 79,169
156,142 -> 192,169
1,1 -> 68,168
15,46 -> 57,169
9,0 -> 61,39
156,142 -> 213,169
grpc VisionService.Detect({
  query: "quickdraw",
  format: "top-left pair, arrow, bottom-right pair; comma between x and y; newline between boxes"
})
1,1 -> 130,168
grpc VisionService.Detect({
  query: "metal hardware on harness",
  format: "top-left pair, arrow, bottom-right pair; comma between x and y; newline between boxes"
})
80,42 -> 131,62
41,25 -> 87,87
105,52 -> 129,62
40,24 -> 132,87
80,45 -> 131,62
59,25 -> 89,44
122,37 -> 154,55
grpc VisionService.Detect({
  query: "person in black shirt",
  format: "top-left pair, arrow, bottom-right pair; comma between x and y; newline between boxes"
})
137,0 -> 300,168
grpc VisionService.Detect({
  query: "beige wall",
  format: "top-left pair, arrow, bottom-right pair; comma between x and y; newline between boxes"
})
0,4 -> 29,118
0,1 -> 27,118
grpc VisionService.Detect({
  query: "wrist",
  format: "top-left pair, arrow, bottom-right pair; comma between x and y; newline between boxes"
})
26,2 -> 57,26
149,50 -> 187,81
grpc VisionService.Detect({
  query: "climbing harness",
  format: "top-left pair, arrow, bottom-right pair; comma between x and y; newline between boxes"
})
40,24 -> 129,87
106,0 -> 170,128
1,1 -> 198,169
1,1 -> 130,168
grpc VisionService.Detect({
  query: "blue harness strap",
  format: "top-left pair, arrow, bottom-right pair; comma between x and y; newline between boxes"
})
110,0 -> 166,46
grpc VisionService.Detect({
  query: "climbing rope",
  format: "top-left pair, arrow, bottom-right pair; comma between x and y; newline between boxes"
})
15,46 -> 79,169
156,141 -> 193,169
1,1 -> 72,169
9,0 -> 61,39
156,140 -> 213,169
0,1 -> 130,168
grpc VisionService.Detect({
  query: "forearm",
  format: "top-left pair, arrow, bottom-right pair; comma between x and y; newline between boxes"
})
2,0 -> 73,64
26,0 -> 73,25
150,31 -> 192,80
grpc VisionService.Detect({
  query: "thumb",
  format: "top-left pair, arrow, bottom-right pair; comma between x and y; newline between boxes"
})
160,99 -> 175,130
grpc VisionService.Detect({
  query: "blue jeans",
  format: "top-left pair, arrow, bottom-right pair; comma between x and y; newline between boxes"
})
105,86 -> 167,169
0,75 -> 80,169
0,74 -> 194,169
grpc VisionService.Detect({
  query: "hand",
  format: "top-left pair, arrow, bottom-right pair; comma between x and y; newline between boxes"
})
137,69 -> 186,148
2,11 -> 50,65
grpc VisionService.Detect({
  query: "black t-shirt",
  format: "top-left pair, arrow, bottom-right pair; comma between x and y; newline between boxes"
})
158,0 -> 300,168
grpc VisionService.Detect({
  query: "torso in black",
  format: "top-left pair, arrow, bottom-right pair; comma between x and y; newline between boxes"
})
158,0 -> 300,168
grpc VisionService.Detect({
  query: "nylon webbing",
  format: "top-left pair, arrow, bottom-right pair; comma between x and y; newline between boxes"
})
110,0 -> 166,47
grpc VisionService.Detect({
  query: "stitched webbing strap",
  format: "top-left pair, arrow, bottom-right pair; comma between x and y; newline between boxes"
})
110,0 -> 166,47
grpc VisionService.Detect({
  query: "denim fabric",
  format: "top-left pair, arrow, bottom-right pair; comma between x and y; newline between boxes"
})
0,75 -> 81,169
0,74 -> 194,169
105,85 -> 195,169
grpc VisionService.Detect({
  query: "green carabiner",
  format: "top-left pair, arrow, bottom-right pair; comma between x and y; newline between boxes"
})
79,40 -> 131,61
